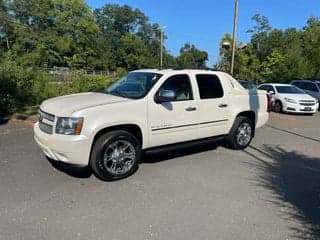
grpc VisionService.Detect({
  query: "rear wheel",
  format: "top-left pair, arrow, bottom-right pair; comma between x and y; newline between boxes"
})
225,116 -> 254,150
90,130 -> 141,181
274,100 -> 283,113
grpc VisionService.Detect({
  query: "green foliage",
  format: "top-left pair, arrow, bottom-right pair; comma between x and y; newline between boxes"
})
177,43 -> 208,68
0,62 -> 115,115
216,15 -> 320,84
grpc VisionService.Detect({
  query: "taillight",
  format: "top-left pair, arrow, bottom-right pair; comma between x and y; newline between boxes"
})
267,94 -> 272,112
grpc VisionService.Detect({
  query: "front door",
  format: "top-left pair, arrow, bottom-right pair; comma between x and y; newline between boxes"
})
148,74 -> 199,147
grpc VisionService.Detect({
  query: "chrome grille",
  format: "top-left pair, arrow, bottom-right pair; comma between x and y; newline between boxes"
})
299,100 -> 315,106
39,121 -> 53,134
39,110 -> 55,134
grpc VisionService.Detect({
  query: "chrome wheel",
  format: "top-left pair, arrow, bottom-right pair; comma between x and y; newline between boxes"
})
236,123 -> 252,146
103,140 -> 136,176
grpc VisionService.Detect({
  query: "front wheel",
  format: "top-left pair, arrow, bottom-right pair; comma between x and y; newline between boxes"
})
225,116 -> 254,150
274,101 -> 283,113
90,130 -> 141,181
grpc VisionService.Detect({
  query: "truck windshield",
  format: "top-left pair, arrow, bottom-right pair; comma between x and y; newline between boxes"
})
105,72 -> 162,99
275,86 -> 304,94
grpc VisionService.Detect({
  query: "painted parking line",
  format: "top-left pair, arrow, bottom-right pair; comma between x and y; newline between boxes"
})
266,124 -> 320,143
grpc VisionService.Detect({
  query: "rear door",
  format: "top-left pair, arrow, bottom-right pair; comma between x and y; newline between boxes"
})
195,74 -> 230,138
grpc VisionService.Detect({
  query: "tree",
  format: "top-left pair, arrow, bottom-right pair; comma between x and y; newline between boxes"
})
2,0 -> 98,68
93,4 -> 164,70
177,43 -> 208,68
301,17 -> 320,78
216,14 -> 320,83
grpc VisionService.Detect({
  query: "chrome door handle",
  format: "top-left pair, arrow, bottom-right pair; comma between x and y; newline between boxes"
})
185,106 -> 197,111
219,103 -> 228,108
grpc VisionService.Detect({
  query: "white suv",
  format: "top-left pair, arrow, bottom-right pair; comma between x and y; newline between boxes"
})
34,69 -> 269,180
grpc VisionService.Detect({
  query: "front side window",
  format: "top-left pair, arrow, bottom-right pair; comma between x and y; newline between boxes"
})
159,74 -> 193,101
196,74 -> 224,99
106,72 -> 162,99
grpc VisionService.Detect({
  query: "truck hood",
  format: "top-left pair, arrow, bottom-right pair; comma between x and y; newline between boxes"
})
40,92 -> 129,116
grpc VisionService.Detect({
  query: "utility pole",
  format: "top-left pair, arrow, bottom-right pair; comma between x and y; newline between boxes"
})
160,28 -> 163,69
159,26 -> 167,69
230,0 -> 239,76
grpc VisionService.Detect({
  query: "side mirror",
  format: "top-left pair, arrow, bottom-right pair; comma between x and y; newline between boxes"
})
154,90 -> 176,103
268,90 -> 275,95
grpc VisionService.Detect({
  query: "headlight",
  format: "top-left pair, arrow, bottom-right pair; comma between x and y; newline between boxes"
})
56,117 -> 83,135
284,97 -> 297,104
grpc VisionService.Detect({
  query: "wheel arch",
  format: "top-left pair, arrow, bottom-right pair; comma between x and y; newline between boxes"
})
93,124 -> 143,145
234,111 -> 256,137
90,124 -> 143,158
236,111 -> 256,126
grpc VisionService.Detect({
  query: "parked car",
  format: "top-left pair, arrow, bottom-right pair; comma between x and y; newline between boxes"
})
257,83 -> 319,114
290,79 -> 320,103
238,80 -> 257,90
34,69 -> 270,181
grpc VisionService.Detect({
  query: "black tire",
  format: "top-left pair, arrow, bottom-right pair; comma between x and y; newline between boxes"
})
274,100 -> 283,113
225,116 -> 254,150
90,130 -> 141,181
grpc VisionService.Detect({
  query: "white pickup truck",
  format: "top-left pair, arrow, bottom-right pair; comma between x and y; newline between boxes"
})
34,69 -> 270,180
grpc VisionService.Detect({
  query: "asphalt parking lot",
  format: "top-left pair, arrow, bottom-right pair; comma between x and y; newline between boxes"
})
0,113 -> 319,240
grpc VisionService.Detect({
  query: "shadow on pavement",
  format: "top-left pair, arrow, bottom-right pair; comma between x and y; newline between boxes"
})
245,145 -> 320,239
143,141 -> 221,163
266,124 -> 320,143
47,157 -> 92,178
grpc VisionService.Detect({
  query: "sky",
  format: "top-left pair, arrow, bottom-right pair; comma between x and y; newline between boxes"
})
85,0 -> 320,66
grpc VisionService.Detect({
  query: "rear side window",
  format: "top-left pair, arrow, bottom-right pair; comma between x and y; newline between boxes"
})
258,84 -> 274,93
258,85 -> 268,91
196,74 -> 224,99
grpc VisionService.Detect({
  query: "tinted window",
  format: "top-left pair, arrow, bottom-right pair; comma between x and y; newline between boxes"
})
196,74 -> 224,99
298,82 -> 307,89
291,82 -> 299,87
275,86 -> 304,94
258,85 -> 274,93
159,74 -> 193,101
267,85 -> 275,93
239,81 -> 256,90
258,85 -> 268,91
306,83 -> 319,92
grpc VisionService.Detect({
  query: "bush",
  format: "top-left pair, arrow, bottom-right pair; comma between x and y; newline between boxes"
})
0,62 -> 117,115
